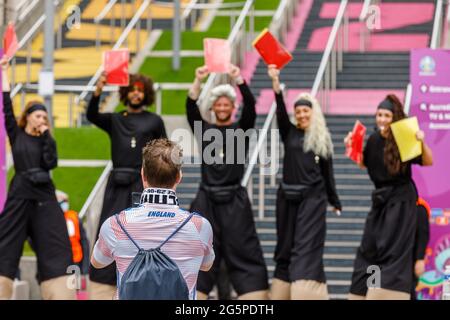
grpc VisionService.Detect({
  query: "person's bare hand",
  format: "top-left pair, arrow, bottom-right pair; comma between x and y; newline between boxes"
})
414,260 -> 425,277
333,208 -> 341,216
228,64 -> 241,79
416,130 -> 425,142
0,57 -> 9,70
344,131 -> 353,146
195,65 -> 209,81
267,64 -> 280,80
95,72 -> 107,96
38,124 -> 49,134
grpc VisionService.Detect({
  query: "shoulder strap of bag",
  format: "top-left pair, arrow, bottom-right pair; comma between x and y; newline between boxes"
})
157,212 -> 195,249
115,214 -> 143,251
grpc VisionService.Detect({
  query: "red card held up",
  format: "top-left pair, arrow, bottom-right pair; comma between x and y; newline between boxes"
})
203,38 -> 231,73
346,120 -> 366,164
103,49 -> 129,86
252,28 -> 293,69
3,22 -> 18,60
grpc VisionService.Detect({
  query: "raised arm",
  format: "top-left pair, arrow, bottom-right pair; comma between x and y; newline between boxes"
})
186,66 -> 209,132
228,65 -> 256,131
86,72 -> 112,133
1,58 -> 18,143
268,65 -> 293,141
40,130 -> 58,170
416,130 -> 433,166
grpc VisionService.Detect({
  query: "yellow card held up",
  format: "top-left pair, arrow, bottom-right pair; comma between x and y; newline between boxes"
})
390,117 -> 422,162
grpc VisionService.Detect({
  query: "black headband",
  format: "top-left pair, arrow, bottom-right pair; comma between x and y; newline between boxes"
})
377,98 -> 395,113
294,99 -> 313,109
26,104 -> 47,115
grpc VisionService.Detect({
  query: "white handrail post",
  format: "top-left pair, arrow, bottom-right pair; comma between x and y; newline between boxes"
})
431,0 -> 444,49
20,87 -> 26,112
404,83 -> 412,115
69,93 -> 74,128
156,83 -> 162,115
258,161 -> 264,219
147,4 -> 152,34
311,0 -> 348,97
270,116 -> 277,187
111,3 -> 115,46
247,174 -> 253,205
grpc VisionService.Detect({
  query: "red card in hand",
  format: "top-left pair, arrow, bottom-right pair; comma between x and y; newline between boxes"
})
252,28 -> 293,69
3,22 -> 18,60
346,120 -> 366,163
103,49 -> 129,86
204,38 -> 231,73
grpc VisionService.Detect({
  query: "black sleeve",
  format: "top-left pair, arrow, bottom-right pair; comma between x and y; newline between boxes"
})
320,156 -> 342,210
2,92 -> 19,143
414,205 -> 430,260
275,91 -> 295,142
411,155 -> 423,165
362,134 -> 373,167
157,116 -> 167,139
237,81 -> 256,131
86,95 -> 112,133
40,130 -> 58,170
186,96 -> 204,133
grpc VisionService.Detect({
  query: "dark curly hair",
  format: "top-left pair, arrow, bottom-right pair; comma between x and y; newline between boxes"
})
119,74 -> 155,107
383,94 -> 407,176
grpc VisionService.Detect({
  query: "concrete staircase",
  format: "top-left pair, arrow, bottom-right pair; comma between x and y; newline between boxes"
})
174,0 -> 436,299
176,114 -> 375,299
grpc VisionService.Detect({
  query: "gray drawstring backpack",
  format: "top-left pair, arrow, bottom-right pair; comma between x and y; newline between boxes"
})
114,212 -> 194,300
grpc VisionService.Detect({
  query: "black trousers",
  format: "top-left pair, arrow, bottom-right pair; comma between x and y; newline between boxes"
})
0,194 -> 73,282
191,186 -> 268,296
349,183 -> 417,296
88,174 -> 143,286
273,186 -> 327,283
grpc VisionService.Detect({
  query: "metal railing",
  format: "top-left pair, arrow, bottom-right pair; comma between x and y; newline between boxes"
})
178,1 -> 250,32
8,1 -> 62,92
0,0 -> 40,24
78,161 -> 113,245
94,0 -> 119,50
239,0 -> 299,219
311,0 -> 349,112
241,84 -> 284,219
431,0 -> 446,50
77,0 -> 153,105
181,0 -> 209,31
12,82 -> 201,127
359,0 -> 378,52
93,0 -> 210,49
404,0 -> 448,114
78,161 -> 113,220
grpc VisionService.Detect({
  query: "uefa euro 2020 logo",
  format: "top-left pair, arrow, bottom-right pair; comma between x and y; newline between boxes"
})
419,56 -> 436,76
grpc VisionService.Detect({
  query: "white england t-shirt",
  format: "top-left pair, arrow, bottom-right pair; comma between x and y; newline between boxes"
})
92,188 -> 215,299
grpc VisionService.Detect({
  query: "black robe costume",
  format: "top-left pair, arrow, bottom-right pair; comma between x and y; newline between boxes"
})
0,92 -> 72,283
187,82 -> 268,295
349,130 -> 423,296
273,92 -> 342,284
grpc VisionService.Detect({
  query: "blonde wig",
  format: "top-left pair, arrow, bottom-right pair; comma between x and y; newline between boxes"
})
295,92 -> 334,159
